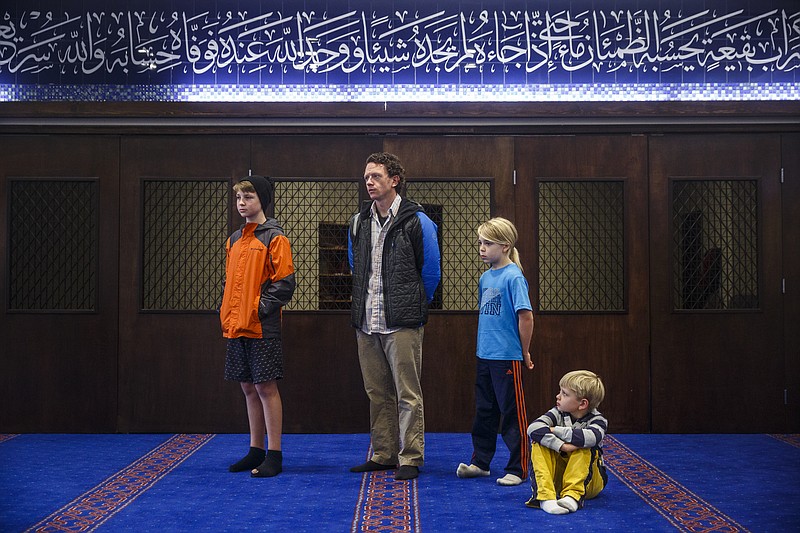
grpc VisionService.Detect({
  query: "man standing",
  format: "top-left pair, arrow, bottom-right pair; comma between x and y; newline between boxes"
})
347,152 -> 441,481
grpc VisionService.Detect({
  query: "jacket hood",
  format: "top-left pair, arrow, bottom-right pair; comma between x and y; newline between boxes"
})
241,217 -> 284,233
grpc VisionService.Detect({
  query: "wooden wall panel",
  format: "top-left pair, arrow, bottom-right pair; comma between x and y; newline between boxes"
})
117,136 -> 249,432
781,134 -> 800,431
514,136 -> 651,432
2,130 -> 797,434
250,136 -> 383,433
382,136 -> 515,432
249,136 -> 514,433
649,134 -> 785,432
0,135 -> 120,432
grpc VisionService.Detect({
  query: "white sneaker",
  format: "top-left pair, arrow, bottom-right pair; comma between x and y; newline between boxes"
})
456,463 -> 490,478
496,473 -> 524,486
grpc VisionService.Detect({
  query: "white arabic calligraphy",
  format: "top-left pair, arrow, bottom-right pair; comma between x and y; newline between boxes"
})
0,7 -> 798,80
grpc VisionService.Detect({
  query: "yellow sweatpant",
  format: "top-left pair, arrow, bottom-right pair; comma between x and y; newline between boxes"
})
530,442 -> 607,506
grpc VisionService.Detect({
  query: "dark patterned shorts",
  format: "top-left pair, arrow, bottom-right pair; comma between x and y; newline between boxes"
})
224,337 -> 284,383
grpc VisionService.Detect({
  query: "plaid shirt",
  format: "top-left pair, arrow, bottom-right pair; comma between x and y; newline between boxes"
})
362,194 -> 403,334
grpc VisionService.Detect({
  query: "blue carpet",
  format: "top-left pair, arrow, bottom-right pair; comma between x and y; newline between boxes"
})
612,434 -> 800,533
0,433 -> 171,530
1,433 -> 798,532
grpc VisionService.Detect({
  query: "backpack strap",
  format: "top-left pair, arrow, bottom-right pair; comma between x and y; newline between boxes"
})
349,212 -> 361,241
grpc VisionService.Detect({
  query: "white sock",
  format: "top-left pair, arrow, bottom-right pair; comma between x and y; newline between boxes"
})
541,500 -> 569,515
456,463 -> 490,478
557,496 -> 579,512
496,473 -> 523,486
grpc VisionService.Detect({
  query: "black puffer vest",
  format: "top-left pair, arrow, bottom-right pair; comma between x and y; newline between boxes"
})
350,199 -> 429,329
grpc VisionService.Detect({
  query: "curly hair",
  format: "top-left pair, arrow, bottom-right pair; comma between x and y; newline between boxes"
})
366,152 -> 406,195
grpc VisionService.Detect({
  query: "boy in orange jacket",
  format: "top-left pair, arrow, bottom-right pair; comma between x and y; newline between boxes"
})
220,175 -> 296,477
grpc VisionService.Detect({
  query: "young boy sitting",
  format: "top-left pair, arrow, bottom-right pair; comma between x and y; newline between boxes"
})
525,370 -> 608,514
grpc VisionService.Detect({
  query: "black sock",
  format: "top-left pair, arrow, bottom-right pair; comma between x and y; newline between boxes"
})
229,446 -> 266,472
251,449 -> 283,477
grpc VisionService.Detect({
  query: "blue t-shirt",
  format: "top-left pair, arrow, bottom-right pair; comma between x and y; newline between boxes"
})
476,263 -> 532,360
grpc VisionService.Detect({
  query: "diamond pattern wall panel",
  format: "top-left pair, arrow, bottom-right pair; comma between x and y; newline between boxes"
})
671,180 -> 759,310
538,181 -> 625,312
406,180 -> 492,311
142,180 -> 228,311
8,179 -> 98,311
274,180 -> 361,311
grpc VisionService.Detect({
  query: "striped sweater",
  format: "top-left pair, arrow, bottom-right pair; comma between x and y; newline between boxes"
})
527,407 -> 608,452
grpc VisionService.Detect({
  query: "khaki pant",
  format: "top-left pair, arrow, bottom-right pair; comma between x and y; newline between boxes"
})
530,442 -> 607,506
356,327 -> 425,467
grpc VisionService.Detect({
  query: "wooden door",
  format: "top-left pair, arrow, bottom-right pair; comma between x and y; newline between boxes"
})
515,135 -> 650,432
118,136 -> 249,432
649,134 -> 784,432
250,136 -> 513,432
0,135 -> 120,432
249,136 -> 382,433
382,136 -> 516,431
783,134 -> 800,431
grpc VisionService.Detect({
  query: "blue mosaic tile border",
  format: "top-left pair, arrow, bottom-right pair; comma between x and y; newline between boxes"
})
2,82 -> 798,102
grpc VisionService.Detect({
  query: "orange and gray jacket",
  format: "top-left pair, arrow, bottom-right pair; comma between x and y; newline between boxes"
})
220,218 -> 296,339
